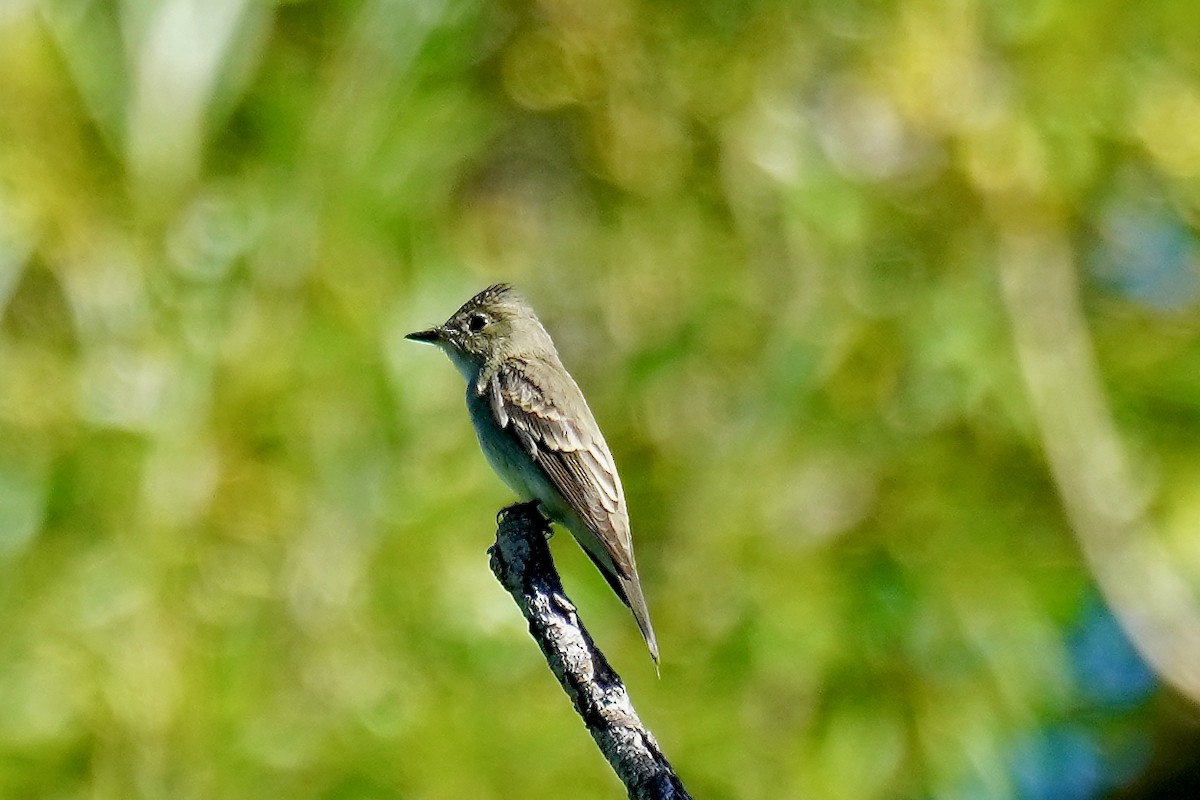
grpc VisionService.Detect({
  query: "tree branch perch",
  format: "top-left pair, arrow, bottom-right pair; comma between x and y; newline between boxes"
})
488,503 -> 691,800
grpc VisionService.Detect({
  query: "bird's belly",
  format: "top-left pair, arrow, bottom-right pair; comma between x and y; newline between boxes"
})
466,390 -> 581,530
477,424 -> 536,500
468,392 -> 539,501
465,388 -> 622,581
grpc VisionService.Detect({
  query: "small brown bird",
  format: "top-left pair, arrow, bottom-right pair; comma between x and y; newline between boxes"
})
407,284 -> 658,663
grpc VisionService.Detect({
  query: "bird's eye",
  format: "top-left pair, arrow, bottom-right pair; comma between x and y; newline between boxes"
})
467,313 -> 488,333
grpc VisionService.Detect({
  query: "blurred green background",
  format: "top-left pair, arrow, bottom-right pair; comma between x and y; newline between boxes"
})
3,0 -> 1200,797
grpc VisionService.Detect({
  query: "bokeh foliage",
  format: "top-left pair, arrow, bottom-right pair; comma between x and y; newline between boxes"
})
2,0 -> 1199,798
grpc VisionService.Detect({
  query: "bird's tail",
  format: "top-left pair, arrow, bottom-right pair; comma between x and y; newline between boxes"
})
582,547 -> 659,668
619,571 -> 660,669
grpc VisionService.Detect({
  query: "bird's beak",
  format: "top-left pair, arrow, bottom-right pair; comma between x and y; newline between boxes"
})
405,327 -> 443,344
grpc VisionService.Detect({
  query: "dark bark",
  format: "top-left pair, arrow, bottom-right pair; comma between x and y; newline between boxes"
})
487,502 -> 691,800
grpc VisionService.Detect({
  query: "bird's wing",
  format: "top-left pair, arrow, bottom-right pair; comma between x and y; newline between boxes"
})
485,358 -> 634,580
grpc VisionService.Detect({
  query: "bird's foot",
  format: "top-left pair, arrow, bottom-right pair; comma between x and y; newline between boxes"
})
497,500 -> 544,527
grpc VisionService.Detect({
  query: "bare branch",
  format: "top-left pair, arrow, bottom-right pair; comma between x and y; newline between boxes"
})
488,502 -> 691,800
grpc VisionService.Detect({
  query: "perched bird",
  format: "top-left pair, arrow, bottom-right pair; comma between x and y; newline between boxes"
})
407,284 -> 658,664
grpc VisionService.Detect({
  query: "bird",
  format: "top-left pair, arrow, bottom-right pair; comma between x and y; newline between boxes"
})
406,284 -> 658,664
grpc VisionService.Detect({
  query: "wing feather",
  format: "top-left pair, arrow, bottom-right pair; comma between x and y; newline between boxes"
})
487,359 -> 633,579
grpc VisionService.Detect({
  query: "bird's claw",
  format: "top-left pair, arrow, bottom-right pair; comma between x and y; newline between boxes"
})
497,500 -> 542,526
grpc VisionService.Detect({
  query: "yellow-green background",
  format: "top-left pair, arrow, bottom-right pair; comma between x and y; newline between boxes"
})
2,1 -> 1198,797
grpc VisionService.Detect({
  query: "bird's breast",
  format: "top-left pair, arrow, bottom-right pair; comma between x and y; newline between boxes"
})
466,387 -> 539,502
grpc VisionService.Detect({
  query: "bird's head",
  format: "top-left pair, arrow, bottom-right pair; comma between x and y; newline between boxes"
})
406,284 -> 552,375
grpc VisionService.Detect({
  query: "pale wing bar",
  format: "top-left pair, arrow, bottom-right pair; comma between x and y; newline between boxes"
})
485,361 -> 633,580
